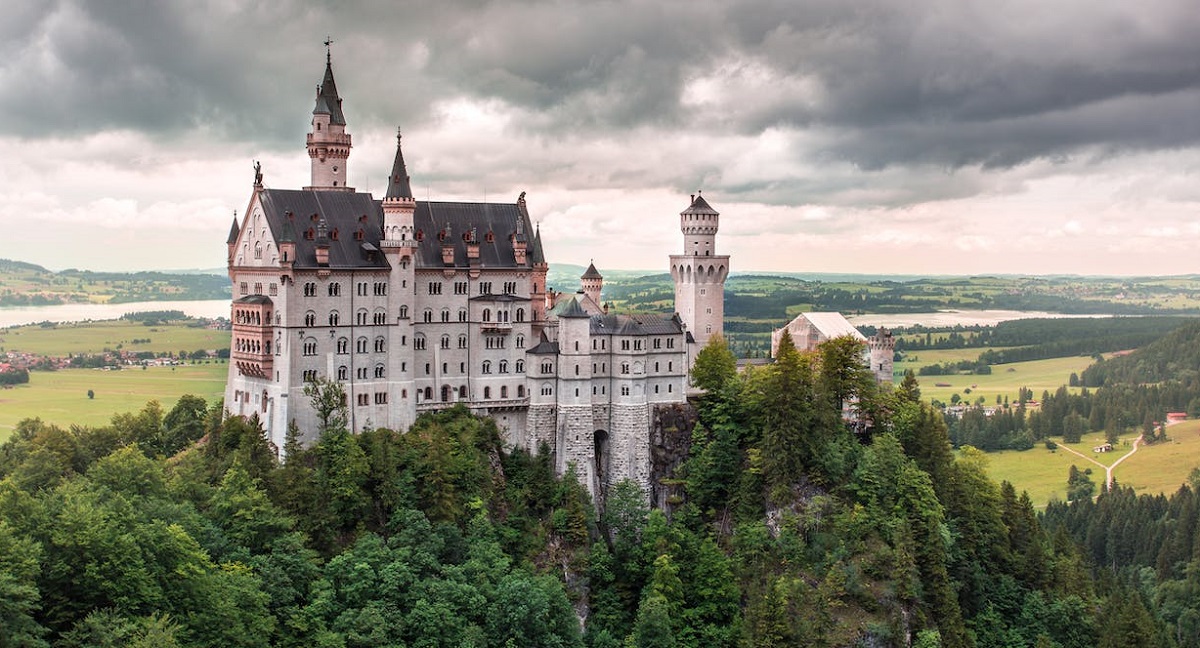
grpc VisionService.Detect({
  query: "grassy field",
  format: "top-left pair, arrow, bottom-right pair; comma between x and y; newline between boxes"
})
0,363 -> 228,440
976,422 -> 1200,506
0,320 -> 229,356
896,351 -> 1096,406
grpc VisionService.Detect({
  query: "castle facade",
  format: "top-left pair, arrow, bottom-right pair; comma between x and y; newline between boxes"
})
224,52 -> 727,496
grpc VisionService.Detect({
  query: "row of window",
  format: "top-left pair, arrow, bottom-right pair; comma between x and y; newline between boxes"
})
234,337 -> 271,355
426,280 -> 521,296
419,307 -> 526,323
537,360 -> 675,376
238,282 -> 279,297
336,365 -> 387,380
301,281 -> 387,297
233,308 -> 270,325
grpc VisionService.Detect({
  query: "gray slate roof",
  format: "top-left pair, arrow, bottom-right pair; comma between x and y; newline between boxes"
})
255,188 -> 546,271
385,133 -> 413,200
589,313 -> 683,336
413,201 -> 537,269
682,194 -> 719,216
581,262 -> 602,280
258,189 -> 388,269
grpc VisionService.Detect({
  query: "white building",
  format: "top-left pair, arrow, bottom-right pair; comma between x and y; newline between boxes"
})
224,50 -> 729,496
771,312 -> 895,384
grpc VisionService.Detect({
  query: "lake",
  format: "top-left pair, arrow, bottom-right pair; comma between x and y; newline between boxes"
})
848,309 -> 1116,328
0,299 -> 230,328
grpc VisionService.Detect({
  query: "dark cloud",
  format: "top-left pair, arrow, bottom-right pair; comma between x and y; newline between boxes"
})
2,0 -> 1198,186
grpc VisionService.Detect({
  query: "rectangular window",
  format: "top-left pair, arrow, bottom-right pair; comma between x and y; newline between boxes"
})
239,282 -> 248,295
269,283 -> 278,296
428,282 -> 442,295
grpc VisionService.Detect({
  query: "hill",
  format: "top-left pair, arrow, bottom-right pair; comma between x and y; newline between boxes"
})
0,258 -> 227,306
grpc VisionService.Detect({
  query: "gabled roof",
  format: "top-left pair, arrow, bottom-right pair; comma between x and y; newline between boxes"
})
786,312 -> 866,342
257,189 -> 388,269
385,131 -> 413,200
681,193 -> 719,216
313,53 -> 346,126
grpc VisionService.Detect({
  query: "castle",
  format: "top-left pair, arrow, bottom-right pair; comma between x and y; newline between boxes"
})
224,51 -> 727,496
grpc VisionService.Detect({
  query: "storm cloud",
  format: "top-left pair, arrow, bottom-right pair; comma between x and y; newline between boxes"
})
1,0 -> 1198,273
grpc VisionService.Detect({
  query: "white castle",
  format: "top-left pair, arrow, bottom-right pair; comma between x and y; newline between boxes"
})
224,51 -> 728,496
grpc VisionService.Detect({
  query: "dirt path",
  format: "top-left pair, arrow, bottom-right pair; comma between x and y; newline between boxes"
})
1055,435 -> 1143,489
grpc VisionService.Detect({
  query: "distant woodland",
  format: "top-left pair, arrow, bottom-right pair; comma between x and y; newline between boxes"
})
0,259 -> 227,305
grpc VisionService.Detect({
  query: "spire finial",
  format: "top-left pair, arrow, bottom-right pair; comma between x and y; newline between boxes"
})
324,37 -> 333,63
396,126 -> 402,146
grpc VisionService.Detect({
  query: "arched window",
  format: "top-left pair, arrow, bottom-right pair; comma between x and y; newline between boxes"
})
501,386 -> 508,399
374,364 -> 385,378
459,334 -> 468,349
484,386 -> 492,400
399,305 -> 409,319
329,311 -> 340,326
482,308 -> 492,322
336,337 -> 348,354
516,335 -> 525,349
337,366 -> 348,380
517,385 -> 525,398
424,386 -> 432,401
440,335 -> 451,349
499,360 -> 509,373
458,308 -> 468,322
482,361 -> 492,374
441,385 -> 451,402
515,308 -> 525,322
441,308 -> 450,323
423,309 -> 433,323
515,359 -> 525,373
305,311 -> 316,327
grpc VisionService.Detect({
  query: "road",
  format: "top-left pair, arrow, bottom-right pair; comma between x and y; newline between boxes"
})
1054,435 -> 1143,489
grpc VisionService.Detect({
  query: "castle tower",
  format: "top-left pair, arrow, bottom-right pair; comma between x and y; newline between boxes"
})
581,261 -> 603,307
555,297 -> 598,496
669,193 -> 729,351
381,130 -> 418,431
868,327 -> 895,385
305,44 -> 353,192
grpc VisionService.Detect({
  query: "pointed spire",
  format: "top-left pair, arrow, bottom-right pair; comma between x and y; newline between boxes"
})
531,222 -> 546,264
581,261 -> 602,280
385,128 -> 413,199
559,296 -> 590,318
313,42 -> 346,126
226,213 -> 240,244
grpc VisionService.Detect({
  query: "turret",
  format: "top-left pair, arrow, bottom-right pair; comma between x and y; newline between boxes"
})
305,44 -> 353,192
670,192 -> 729,352
381,129 -> 417,249
226,213 -> 240,268
581,261 -> 603,307
868,327 -> 896,385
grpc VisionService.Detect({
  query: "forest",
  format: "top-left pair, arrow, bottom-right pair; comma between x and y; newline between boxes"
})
946,321 -> 1200,451
0,331 -> 1188,647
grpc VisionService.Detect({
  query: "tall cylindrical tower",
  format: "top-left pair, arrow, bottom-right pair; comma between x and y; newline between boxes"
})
669,193 -> 729,353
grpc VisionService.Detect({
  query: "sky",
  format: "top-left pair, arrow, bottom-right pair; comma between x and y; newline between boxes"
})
1,0 -> 1198,276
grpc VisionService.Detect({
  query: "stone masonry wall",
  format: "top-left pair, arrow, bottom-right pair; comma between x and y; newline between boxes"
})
649,402 -> 698,513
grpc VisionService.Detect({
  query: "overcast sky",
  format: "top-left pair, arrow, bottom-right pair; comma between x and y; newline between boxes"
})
1,0 -> 1198,276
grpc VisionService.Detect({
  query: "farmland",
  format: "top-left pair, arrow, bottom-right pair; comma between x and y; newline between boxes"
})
0,363 -> 228,440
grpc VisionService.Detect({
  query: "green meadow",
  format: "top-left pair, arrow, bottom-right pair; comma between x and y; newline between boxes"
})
974,421 -> 1200,506
895,350 -> 1096,406
0,363 -> 228,440
0,319 -> 229,356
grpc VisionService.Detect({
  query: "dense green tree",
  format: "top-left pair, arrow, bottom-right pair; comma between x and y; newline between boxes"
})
691,334 -> 738,394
